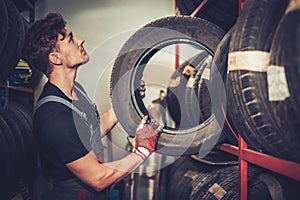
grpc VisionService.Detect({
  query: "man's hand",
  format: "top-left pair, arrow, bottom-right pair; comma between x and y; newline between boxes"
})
133,116 -> 163,160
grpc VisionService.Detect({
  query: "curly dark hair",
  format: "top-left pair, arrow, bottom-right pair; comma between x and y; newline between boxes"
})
22,13 -> 67,77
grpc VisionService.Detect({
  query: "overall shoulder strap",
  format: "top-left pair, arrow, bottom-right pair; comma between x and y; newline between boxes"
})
74,84 -> 94,105
33,95 -> 87,121
74,84 -> 100,120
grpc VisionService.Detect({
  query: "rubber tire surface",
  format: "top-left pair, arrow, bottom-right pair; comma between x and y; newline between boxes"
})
166,156 -> 221,200
167,52 -> 209,128
267,8 -> 300,162
184,53 -> 211,126
226,0 -> 291,160
21,17 -> 44,89
190,165 -> 272,200
0,0 -> 24,82
175,0 -> 238,31
111,16 -> 225,155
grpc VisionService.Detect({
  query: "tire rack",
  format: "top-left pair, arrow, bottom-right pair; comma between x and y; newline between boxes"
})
173,0 -> 300,200
219,137 -> 300,200
220,0 -> 300,199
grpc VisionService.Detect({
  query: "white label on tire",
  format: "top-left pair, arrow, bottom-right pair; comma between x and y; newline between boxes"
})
267,65 -> 290,101
202,56 -> 212,80
186,77 -> 195,88
202,67 -> 211,80
208,183 -> 227,200
228,51 -> 269,72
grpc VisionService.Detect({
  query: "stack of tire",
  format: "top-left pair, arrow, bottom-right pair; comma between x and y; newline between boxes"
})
173,0 -> 300,163
224,0 -> 300,164
175,0 -> 300,161
0,0 -> 26,82
0,101 -> 37,200
0,0 -> 38,199
173,0 -> 300,199
0,0 -> 42,88
163,156 -> 299,200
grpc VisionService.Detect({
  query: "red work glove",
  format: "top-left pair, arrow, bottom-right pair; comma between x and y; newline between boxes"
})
133,116 -> 162,160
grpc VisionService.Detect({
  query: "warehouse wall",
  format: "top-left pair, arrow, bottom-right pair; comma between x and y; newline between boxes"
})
35,0 -> 174,52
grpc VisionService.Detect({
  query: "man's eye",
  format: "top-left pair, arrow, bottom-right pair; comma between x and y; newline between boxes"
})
69,32 -> 74,43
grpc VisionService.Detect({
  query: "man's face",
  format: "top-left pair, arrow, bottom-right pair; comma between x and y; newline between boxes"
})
55,29 -> 89,67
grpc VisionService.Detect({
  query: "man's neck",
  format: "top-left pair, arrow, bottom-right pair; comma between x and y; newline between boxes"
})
49,68 -> 78,100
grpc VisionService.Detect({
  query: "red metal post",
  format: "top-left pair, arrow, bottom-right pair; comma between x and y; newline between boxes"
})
175,44 -> 180,70
190,0 -> 209,17
174,0 -> 180,70
239,0 -> 248,13
238,2 -> 248,200
239,135 -> 248,200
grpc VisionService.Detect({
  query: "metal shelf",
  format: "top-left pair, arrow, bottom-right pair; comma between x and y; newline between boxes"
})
219,135 -> 300,200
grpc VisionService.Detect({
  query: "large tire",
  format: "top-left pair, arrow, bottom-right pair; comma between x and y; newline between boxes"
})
0,107 -> 19,197
166,156 -> 221,200
207,27 -> 238,146
0,101 -> 37,199
184,53 -> 211,126
190,165 -> 273,200
0,0 -> 24,82
175,0 -> 238,31
266,8 -> 300,162
210,28 -> 234,125
226,0 -> 291,160
111,16 -> 225,156
167,52 -> 210,128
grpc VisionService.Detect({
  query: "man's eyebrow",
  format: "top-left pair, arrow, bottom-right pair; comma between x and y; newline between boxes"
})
68,31 -> 73,42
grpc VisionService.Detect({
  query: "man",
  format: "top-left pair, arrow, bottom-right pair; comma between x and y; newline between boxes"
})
22,13 -> 162,199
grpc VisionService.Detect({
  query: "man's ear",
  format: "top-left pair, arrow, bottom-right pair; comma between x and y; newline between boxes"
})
49,52 -> 62,65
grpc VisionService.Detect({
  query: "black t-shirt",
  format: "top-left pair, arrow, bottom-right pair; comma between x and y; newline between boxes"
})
34,82 -> 103,180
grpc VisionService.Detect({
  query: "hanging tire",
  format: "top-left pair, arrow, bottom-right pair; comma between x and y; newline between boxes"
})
166,57 -> 194,128
0,0 -> 24,82
175,0 -> 238,31
184,53 -> 211,126
265,8 -> 300,162
226,0 -> 292,160
110,16 -> 225,156
167,52 -> 210,128
206,27 -> 238,146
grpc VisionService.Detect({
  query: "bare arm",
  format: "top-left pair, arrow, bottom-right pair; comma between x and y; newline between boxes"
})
67,116 -> 161,192
66,151 -> 144,192
100,107 -> 118,136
